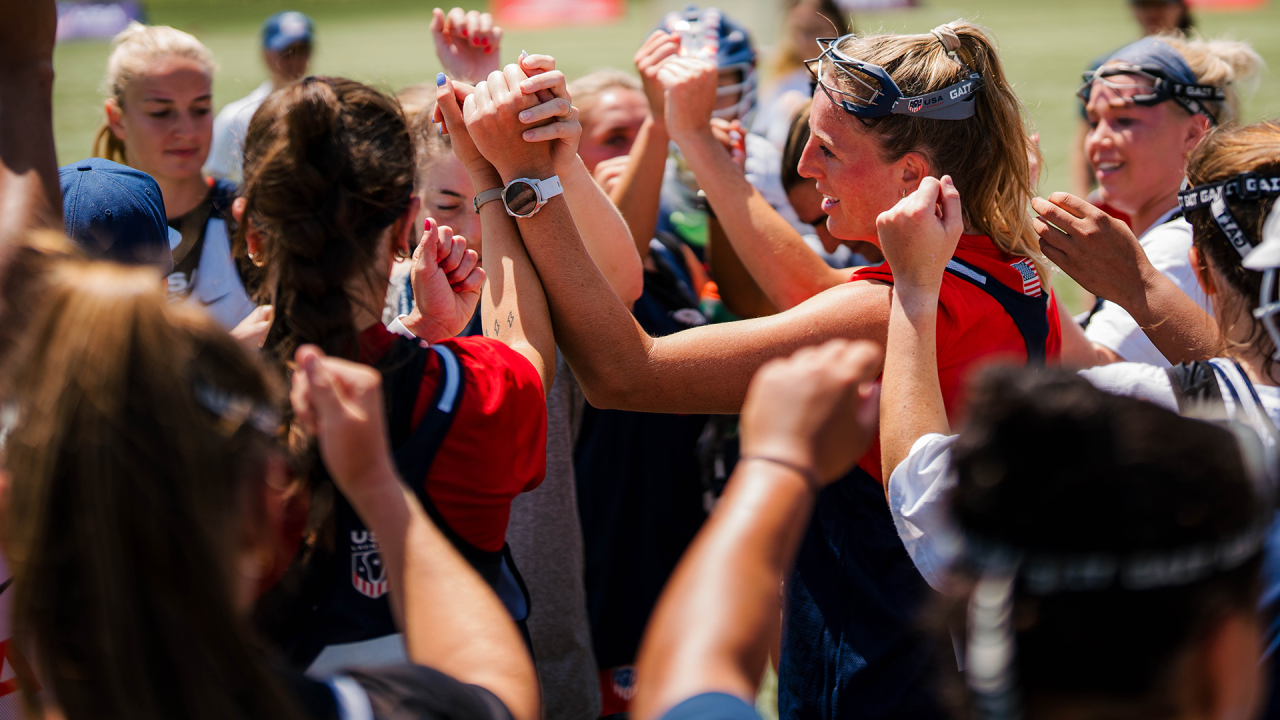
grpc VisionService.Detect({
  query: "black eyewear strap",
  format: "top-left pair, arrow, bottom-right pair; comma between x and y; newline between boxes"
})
1179,173 -> 1280,258
1078,64 -> 1225,125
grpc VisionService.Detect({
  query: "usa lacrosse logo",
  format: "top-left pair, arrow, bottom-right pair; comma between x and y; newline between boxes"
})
350,531 -> 388,599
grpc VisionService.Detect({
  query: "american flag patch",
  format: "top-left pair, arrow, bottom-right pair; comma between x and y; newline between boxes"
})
1011,259 -> 1041,297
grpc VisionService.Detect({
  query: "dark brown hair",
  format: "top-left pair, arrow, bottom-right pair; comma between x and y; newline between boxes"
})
1185,120 -> 1280,370
935,367 -> 1261,720
237,76 -> 413,553
781,101 -> 812,193
239,76 -> 413,429
2,261 -> 300,720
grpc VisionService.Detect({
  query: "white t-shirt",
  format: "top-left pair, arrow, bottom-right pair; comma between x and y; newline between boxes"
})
205,81 -> 274,184
1084,208 -> 1211,367
887,360 -> 1280,590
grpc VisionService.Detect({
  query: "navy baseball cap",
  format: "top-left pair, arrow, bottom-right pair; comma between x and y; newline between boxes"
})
262,11 -> 314,53
60,158 -> 178,275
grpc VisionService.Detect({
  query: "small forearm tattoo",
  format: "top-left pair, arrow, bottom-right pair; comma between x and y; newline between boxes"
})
507,311 -> 514,328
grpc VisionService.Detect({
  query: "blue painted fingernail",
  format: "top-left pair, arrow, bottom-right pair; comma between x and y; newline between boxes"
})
436,72 -> 446,86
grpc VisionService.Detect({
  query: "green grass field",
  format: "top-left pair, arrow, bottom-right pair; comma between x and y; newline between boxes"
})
51,0 -> 1280,311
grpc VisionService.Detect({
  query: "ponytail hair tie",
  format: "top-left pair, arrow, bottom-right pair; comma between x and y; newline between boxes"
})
931,24 -> 962,54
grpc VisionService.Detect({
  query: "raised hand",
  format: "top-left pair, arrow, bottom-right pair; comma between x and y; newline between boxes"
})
229,304 -> 274,351
0,0 -> 56,69
1033,192 -> 1152,308
709,118 -> 747,168
402,217 -> 485,342
877,176 -> 964,291
291,345 -> 398,499
463,64 -> 555,182
740,339 -> 882,486
655,56 -> 718,145
516,55 -> 581,175
433,74 -> 499,185
592,155 -> 630,194
431,7 -> 502,84
634,31 -> 681,130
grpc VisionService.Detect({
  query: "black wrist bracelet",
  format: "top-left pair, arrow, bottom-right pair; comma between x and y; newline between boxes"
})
740,455 -> 822,494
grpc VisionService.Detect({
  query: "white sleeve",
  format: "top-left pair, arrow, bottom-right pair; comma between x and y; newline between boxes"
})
887,433 -> 962,592
1084,219 -> 1210,367
1077,362 -> 1180,411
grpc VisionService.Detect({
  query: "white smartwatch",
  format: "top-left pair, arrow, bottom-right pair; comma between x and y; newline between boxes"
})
501,175 -> 564,218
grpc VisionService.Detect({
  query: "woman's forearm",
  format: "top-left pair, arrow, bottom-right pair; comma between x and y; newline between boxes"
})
676,132 -> 847,309
708,217 -> 777,318
633,462 -> 814,720
1122,266 -> 1221,364
0,60 -> 61,249
346,469 -> 539,720
476,166 -> 557,395
560,156 -> 643,306
610,115 -> 668,259
880,286 -> 950,482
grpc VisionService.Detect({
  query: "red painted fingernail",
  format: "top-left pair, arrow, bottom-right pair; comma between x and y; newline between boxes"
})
485,47 -> 492,53
461,28 -> 468,36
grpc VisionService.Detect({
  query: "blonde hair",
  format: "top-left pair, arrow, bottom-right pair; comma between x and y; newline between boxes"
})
1151,34 -> 1264,126
833,22 -> 1045,276
567,69 -> 642,116
93,22 -> 218,164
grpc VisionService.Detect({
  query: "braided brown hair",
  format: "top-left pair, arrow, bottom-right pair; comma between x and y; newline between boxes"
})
238,76 -> 413,465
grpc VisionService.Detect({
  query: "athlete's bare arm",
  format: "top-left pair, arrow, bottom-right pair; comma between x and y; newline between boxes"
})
878,177 -> 961,481
608,31 -> 680,260
0,0 -> 61,253
1035,192 -> 1220,365
520,201 -> 891,413
658,58 -> 849,310
438,71 -> 557,395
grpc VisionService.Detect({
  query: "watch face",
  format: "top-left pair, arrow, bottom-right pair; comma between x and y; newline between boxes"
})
503,181 -> 539,217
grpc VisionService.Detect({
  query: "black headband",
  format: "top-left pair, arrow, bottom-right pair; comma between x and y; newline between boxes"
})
1178,173 -> 1280,258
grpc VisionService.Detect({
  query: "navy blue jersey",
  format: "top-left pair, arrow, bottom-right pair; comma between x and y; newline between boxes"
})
575,240 -> 711,669
779,259 -> 1049,720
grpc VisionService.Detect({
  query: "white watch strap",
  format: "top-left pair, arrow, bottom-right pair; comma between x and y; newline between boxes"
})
474,187 -> 504,213
536,175 -> 564,201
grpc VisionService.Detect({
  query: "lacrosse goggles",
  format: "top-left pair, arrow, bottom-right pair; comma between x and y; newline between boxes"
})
1077,36 -> 1226,125
804,34 -> 983,120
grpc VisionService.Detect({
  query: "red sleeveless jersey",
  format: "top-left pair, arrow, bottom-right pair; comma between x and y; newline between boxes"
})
851,234 -> 1062,483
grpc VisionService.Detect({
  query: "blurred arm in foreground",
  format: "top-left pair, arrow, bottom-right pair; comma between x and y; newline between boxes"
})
632,340 -> 881,720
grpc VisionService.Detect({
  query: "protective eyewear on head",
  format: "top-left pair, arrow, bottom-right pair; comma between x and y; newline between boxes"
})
1077,64 -> 1224,125
804,36 -> 983,121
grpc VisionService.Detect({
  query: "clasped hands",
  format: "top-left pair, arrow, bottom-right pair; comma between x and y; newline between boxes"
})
433,54 -> 582,185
